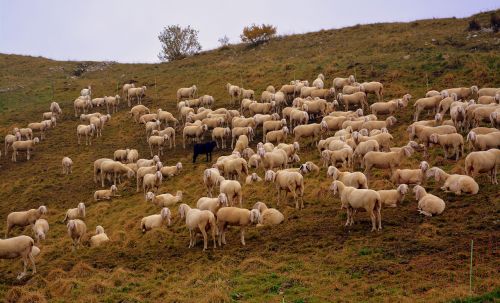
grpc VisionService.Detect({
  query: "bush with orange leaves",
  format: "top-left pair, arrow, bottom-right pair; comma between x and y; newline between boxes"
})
240,24 -> 277,45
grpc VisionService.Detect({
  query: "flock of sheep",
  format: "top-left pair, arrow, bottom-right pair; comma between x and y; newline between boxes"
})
1,72 -> 499,281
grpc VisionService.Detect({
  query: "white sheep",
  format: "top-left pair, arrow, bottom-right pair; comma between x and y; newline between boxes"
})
143,171 -> 163,194
377,184 -> 409,208
426,167 -> 479,195
226,83 -> 242,104
413,95 -> 443,121
160,162 -> 183,178
204,168 -> 224,197
177,85 -> 197,102
178,204 -> 217,250
127,86 -> 147,106
298,161 -> 320,175
360,81 -> 384,102
216,207 -> 260,246
265,126 -> 289,144
464,148 -> 500,184
0,235 -> 37,279
32,219 -> 49,244
196,193 -> 229,215
333,75 -> 355,91
413,186 -> 445,217
293,122 -> 328,146
212,127 -> 231,148
330,180 -> 382,231
252,202 -> 284,227
62,156 -> 73,175
363,146 -> 413,178
67,219 -> 87,251
337,92 -> 368,111
4,134 -> 18,155
90,226 -> 110,247
391,161 -> 429,185
146,191 -> 183,207
11,137 -> 40,162
140,208 -> 172,233
129,105 -> 150,122
183,124 -> 208,149
62,202 -> 86,223
429,133 -> 464,160
327,166 -> 368,189
245,172 -> 263,184
5,206 -> 47,237
76,124 -> 96,145
148,135 -> 170,156
265,170 -> 305,209
99,160 -> 135,187
467,131 -> 500,151
94,185 -> 119,201
219,178 -> 243,207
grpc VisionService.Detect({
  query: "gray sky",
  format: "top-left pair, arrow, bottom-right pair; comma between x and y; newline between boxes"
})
0,0 -> 498,63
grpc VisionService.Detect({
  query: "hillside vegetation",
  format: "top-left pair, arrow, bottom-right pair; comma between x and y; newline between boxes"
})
0,11 -> 499,303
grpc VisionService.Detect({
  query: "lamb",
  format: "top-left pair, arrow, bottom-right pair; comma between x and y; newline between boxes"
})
140,208 -> 172,233
178,204 -> 217,250
76,124 -> 96,145
245,172 -> 263,184
333,75 -> 355,91
265,127 -> 289,144
377,184 -> 409,208
148,135 -> 171,156
298,161 -> 320,175
67,219 -> 87,251
183,124 -> 208,149
391,161 -> 429,185
129,105 -> 150,122
160,162 -> 183,178
293,122 -> 328,145
363,146 -> 413,178
32,219 -> 49,244
127,86 -> 147,106
5,206 -> 47,237
216,207 -> 260,246
467,131 -> 500,151
196,193 -> 229,215
90,226 -> 110,247
0,235 -> 37,279
413,95 -> 443,121
337,92 -> 368,111
327,166 -> 368,189
62,202 -> 86,223
413,185 -> 445,217
252,202 -> 284,227
143,171 -> 163,194
177,85 -> 197,101
94,185 -> 119,201
62,156 -> 73,174
265,170 -> 305,209
104,95 -> 121,113
429,133 -> 464,160
204,168 -> 224,197
219,178 -> 243,207
146,191 -> 183,207
426,167 -> 479,195
330,180 -> 382,231
464,148 -> 500,184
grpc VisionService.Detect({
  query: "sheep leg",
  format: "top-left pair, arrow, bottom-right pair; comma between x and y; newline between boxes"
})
17,256 -> 28,280
29,252 -> 36,274
344,208 -> 351,227
199,224 -> 208,251
240,227 -> 246,246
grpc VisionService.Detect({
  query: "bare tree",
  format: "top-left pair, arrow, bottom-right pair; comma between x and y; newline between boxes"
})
158,25 -> 201,62
218,35 -> 230,48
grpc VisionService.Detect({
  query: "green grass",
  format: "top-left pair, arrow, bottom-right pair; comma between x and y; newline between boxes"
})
0,10 -> 499,303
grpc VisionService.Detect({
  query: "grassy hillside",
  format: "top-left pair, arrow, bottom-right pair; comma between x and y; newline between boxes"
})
0,11 -> 499,303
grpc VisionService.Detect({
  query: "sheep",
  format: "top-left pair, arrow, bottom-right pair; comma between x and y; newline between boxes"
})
196,193 -> 229,215
199,94 -> 215,108
413,186 -> 445,217
293,122 -> 328,145
240,88 -> 254,100
377,184 -> 409,208
361,116 -> 397,132
337,92 -> 368,111
219,179 -> 243,207
258,148 -> 288,170
61,156 -> 73,175
429,133 -> 464,160
470,127 -> 499,135
136,162 -> 163,192
178,204 -> 217,250
129,105 -> 150,122
50,101 -> 62,117
146,191 -> 183,207
160,162 -> 183,178
216,207 -> 260,246
126,149 -> 139,163
413,95 -> 443,121
183,124 -> 208,149
289,109 -> 309,127
177,85 -> 197,102
330,180 -> 382,231
232,116 -> 257,129
0,235 -> 37,279
265,127 -> 289,144
471,105 -> 500,127
5,206 -> 47,237
252,202 -> 284,227
478,87 -> 500,97
245,172 -> 263,184
467,131 -> 500,151
391,161 -> 429,185
491,110 -> 500,128
94,185 -> 119,201
265,170 -> 304,209
276,142 -> 300,160
4,134 -> 18,155
204,168 -> 224,197
464,148 -> 500,184
145,120 -> 161,138
249,101 -> 276,115
99,160 -> 135,187
353,132 -> 394,152
74,96 -> 91,117
363,146 -> 413,178
67,219 -> 86,251
261,90 -> 276,102
141,208 -> 172,233
321,148 -> 353,169
441,86 -> 478,100
143,171 -> 163,194
437,93 -> 458,115
127,86 -> 147,106
27,122 -> 47,140
76,124 -> 96,145
410,125 -> 457,157
426,167 -> 479,195
226,83 -> 242,104
139,113 -> 158,124
312,77 -> 324,89
426,90 -> 441,97
450,104 -> 466,131
157,109 -> 179,127
310,88 -> 336,101
326,166 -> 368,189
148,135 -> 171,156
333,75 -> 355,91
370,99 -> 405,116
231,127 -> 253,149
62,202 -> 86,223
151,128 -> 176,149
212,127 -> 231,149
360,81 -> 384,102
298,161 -> 320,175
90,226 -> 109,247
32,219 -> 49,245
104,95 -> 121,113
136,155 -> 160,168
353,139 -> 379,168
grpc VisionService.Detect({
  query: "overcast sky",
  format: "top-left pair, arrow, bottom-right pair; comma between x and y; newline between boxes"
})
0,0 -> 498,63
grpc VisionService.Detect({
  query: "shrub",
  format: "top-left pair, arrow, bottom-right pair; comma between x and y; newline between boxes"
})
217,35 -> 230,49
468,19 -> 481,31
490,13 -> 500,33
240,24 -> 277,45
158,25 -> 201,62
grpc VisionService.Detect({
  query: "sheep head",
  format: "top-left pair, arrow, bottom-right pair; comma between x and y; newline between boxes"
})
78,203 -> 86,217
218,193 -> 228,206
250,209 -> 260,224
264,170 -> 276,182
96,226 -> 105,234
419,161 -> 429,172
466,131 -> 477,142
413,185 -> 426,200
397,184 -> 409,195
38,205 -> 48,215
329,181 -> 339,196
110,185 -> 117,193
146,192 -> 155,203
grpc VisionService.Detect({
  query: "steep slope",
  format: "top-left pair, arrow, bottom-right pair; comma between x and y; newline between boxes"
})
0,11 -> 499,302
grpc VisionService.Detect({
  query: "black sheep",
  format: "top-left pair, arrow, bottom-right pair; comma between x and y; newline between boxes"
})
193,141 -> 217,163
